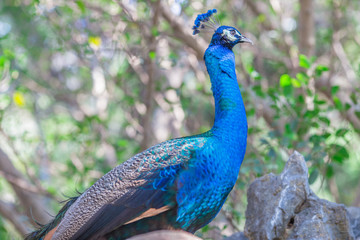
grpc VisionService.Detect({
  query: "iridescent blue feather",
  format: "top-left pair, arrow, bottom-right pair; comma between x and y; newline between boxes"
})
192,9 -> 219,35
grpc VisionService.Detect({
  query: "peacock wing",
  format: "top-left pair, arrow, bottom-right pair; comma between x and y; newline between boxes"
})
52,136 -> 207,240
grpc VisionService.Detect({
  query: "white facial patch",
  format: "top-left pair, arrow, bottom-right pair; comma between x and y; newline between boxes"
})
221,29 -> 239,41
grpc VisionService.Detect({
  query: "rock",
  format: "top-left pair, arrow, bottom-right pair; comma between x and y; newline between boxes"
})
225,231 -> 248,240
288,196 -> 353,240
347,207 -> 360,239
127,230 -> 201,240
244,151 -> 357,240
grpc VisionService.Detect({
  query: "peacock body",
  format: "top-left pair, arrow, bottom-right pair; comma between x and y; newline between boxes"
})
26,9 -> 251,240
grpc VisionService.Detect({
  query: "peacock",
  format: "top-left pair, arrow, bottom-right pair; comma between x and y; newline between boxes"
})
25,9 -> 252,240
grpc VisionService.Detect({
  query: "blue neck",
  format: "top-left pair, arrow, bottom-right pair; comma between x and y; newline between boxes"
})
204,45 -> 247,142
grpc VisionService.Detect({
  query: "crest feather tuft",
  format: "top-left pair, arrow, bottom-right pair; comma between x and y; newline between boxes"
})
192,9 -> 220,35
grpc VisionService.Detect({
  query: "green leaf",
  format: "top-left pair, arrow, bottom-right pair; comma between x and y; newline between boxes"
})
311,121 -> 319,128
75,0 -> 86,14
291,78 -> 301,88
0,56 -> 8,68
149,51 -> 156,60
331,86 -> 339,95
280,74 -> 291,87
299,54 -> 311,69
333,96 -> 342,110
330,144 -> 349,163
256,14 -> 266,23
252,85 -> 265,97
260,138 -> 270,146
201,225 -> 210,233
151,26 -> 159,37
117,139 -> 128,147
297,124 -> 309,136
247,108 -> 256,117
344,103 -> 351,111
326,165 -> 334,178
314,99 -> 326,105
297,95 -> 305,104
334,148 -> 349,163
308,169 -> 318,184
3,49 -> 14,59
335,128 -> 349,137
47,186 -> 57,195
304,109 -> 319,119
296,72 -> 309,84
315,65 -> 329,77
350,93 -> 357,104
355,111 -> 360,119
283,85 -> 293,97
322,132 -> 331,139
318,116 -> 330,126
125,32 -> 131,41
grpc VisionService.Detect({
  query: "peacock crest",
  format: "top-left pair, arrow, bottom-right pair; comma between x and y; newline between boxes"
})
192,9 -> 220,35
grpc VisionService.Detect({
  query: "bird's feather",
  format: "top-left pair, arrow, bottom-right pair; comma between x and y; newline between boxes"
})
52,136 -> 207,240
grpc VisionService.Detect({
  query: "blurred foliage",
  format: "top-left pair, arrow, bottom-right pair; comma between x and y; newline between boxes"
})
0,0 -> 360,239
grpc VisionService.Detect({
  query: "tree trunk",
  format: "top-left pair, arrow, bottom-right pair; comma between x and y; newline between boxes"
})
299,0 -> 315,56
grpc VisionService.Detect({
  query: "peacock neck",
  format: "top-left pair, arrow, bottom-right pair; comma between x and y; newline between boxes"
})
204,45 -> 247,142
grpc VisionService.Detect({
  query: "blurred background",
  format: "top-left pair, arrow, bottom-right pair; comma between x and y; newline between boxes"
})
0,0 -> 360,239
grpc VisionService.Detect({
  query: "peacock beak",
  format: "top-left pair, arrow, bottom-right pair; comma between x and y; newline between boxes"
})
240,35 -> 253,45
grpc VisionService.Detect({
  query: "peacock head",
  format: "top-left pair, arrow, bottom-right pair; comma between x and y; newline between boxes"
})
192,9 -> 253,49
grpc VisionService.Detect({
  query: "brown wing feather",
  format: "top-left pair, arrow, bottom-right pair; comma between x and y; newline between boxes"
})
124,206 -> 171,225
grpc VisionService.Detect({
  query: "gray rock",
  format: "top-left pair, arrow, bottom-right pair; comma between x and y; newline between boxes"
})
244,151 -> 357,240
288,195 -> 353,240
225,231 -> 248,240
347,207 -> 360,239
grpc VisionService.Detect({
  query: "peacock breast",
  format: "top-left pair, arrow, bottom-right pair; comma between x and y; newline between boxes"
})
187,137 -> 243,195
175,139 -> 241,232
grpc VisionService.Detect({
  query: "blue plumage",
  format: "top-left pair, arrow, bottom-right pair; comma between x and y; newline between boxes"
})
192,9 -> 218,35
25,9 -> 252,240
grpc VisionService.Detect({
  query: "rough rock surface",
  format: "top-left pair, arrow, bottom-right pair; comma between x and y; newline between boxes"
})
244,151 -> 358,240
347,207 -> 360,239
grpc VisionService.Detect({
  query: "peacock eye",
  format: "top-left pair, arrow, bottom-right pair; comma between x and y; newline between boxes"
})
230,30 -> 236,35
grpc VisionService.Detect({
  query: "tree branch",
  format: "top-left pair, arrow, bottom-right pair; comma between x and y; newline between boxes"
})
158,2 -> 206,60
139,0 -> 161,150
0,148 -> 51,226
299,0 -> 315,56
243,0 -> 277,31
0,199 -> 29,236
